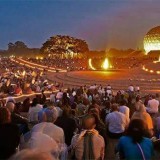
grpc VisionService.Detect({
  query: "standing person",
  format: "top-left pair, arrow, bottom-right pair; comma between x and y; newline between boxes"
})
146,95 -> 159,115
0,107 -> 20,159
128,84 -> 134,93
70,114 -> 105,160
29,107 -> 64,145
55,108 -> 77,146
50,92 -> 55,104
105,103 -> 129,139
131,103 -> 154,137
6,102 -> 29,134
28,98 -> 42,124
116,119 -> 154,160
135,95 -> 143,111
119,100 -> 130,120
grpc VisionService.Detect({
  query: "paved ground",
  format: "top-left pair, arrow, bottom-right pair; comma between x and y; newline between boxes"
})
47,68 -> 160,93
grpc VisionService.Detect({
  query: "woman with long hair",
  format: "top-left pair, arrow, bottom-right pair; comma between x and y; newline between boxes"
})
116,119 -> 154,160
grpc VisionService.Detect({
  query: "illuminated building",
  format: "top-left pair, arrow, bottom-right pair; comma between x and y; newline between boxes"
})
144,26 -> 160,54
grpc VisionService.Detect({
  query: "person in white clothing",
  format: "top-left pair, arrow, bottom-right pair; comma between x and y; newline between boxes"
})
56,90 -> 63,100
32,107 -> 64,144
50,92 -> 56,103
128,84 -> 134,92
146,95 -> 159,114
105,103 -> 129,139
119,100 -> 130,121
28,98 -> 42,123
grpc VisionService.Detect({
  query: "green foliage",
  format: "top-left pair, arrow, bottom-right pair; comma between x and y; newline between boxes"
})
40,35 -> 89,56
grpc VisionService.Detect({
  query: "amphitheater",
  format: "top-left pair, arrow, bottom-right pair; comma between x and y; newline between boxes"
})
47,67 -> 160,93
13,58 -> 160,94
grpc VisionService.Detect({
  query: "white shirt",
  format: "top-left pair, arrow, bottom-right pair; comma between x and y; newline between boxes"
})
32,122 -> 65,144
29,132 -> 58,154
135,86 -> 140,91
147,99 -> 159,113
105,111 -> 129,133
107,85 -> 112,90
28,104 -> 43,122
50,93 -> 55,103
56,91 -> 63,99
119,105 -> 130,120
106,90 -> 112,95
128,86 -> 134,92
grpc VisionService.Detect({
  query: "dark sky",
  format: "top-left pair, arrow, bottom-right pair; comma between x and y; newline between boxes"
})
0,0 -> 160,50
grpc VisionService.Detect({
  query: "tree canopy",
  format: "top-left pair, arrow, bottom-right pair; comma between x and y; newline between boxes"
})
40,35 -> 89,58
8,41 -> 28,52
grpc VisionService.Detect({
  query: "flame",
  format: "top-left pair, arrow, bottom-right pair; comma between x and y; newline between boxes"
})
102,58 -> 109,70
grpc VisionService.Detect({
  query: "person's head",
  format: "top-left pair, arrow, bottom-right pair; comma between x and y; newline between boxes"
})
82,114 -> 97,130
137,103 -> 146,112
126,119 -> 148,143
39,106 -> 58,123
88,107 -> 99,116
9,149 -> 53,160
62,107 -> 70,117
104,101 -> 111,109
31,98 -> 38,107
70,109 -> 76,117
62,92 -> 67,98
156,93 -> 159,98
0,107 -> 11,124
71,102 -> 77,109
120,99 -> 127,106
152,94 -> 156,99
136,95 -> 140,102
6,102 -> 15,113
6,97 -> 15,104
111,103 -> 119,112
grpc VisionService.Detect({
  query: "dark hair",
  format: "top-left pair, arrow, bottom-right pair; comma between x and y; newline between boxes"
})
126,119 -> 148,143
31,98 -> 38,107
136,95 -> 140,102
104,101 -> 111,109
120,99 -> 127,106
0,107 -> 10,124
82,114 -> 97,130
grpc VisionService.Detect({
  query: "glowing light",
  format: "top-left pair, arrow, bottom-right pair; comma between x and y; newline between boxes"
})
150,70 -> 154,73
11,58 -> 66,72
102,58 -> 109,70
144,26 -> 160,54
142,66 -> 145,70
22,70 -> 26,76
88,59 -> 96,70
154,56 -> 160,63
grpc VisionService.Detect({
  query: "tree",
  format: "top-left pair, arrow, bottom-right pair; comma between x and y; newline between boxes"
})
40,35 -> 89,58
8,41 -> 28,52
8,42 -> 15,52
14,41 -> 27,49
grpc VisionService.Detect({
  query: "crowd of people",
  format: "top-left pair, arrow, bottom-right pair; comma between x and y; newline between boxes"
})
26,56 -> 154,71
0,84 -> 160,160
28,58 -> 88,71
0,58 -> 62,97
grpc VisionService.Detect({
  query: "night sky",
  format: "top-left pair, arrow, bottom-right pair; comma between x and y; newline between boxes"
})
0,0 -> 160,50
